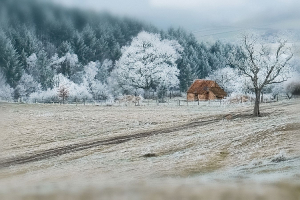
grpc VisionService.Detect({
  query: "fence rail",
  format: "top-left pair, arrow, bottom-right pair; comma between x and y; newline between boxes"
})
1,94 -> 298,107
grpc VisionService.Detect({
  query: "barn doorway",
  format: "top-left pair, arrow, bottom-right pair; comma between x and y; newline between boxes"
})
194,93 -> 198,101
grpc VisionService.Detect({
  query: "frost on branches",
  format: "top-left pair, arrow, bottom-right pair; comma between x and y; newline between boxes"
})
0,71 -> 13,101
28,59 -> 112,103
206,67 -> 252,95
29,74 -> 92,103
111,31 -> 182,97
54,74 -> 92,102
228,34 -> 293,116
82,61 -> 110,100
15,73 -> 41,100
283,73 -> 300,99
49,52 -> 80,79
58,85 -> 69,104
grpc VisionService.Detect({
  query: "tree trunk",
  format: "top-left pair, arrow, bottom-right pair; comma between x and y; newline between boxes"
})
254,89 -> 261,117
144,89 -> 149,99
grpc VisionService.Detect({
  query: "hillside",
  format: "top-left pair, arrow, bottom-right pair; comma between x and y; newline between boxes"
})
0,0 -> 236,99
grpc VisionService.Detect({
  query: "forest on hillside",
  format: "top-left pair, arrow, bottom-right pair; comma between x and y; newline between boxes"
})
0,0 -> 298,102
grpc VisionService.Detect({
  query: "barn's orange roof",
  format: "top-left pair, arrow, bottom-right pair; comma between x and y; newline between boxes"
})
187,80 -> 216,94
209,87 -> 227,97
187,79 -> 227,97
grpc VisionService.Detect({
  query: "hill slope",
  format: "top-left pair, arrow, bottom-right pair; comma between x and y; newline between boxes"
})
0,0 -> 235,97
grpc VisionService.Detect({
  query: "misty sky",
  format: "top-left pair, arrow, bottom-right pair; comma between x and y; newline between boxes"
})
50,0 -> 300,41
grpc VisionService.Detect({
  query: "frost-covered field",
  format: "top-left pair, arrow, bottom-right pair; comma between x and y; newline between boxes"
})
0,100 -> 299,200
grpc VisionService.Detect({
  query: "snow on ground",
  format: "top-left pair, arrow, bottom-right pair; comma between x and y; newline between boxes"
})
0,99 -> 299,199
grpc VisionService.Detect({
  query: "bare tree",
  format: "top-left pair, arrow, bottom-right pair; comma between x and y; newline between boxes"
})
229,34 -> 293,116
58,85 -> 69,104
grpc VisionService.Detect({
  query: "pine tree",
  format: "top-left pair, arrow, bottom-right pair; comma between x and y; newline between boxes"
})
36,50 -> 54,89
72,32 -> 88,64
0,32 -> 23,89
81,25 -> 97,61
58,41 -> 73,57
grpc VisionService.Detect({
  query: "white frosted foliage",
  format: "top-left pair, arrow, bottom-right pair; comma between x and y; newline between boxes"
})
112,31 -> 182,92
29,74 -> 92,102
0,72 -> 13,100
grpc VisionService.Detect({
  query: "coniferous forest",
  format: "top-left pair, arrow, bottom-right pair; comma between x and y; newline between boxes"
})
0,0 -> 241,101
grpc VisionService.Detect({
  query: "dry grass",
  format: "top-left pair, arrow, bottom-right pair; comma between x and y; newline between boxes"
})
2,183 -> 300,200
0,100 -> 299,199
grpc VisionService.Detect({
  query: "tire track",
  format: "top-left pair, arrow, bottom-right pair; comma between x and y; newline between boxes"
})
0,107 -> 271,169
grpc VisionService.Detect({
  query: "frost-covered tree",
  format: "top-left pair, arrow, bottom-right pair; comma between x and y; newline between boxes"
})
157,82 -> 168,102
177,59 -> 196,92
72,31 -> 89,65
283,73 -> 300,99
58,85 -> 69,104
30,73 -> 92,103
36,50 -> 54,90
29,88 -> 58,103
50,53 -> 80,78
81,25 -> 98,62
26,53 -> 39,80
229,34 -> 293,116
0,31 -> 22,88
163,28 -> 237,91
82,61 -> 109,100
206,67 -> 252,95
112,31 -> 182,96
0,71 -> 13,101
57,41 -> 73,57
95,59 -> 112,82
54,74 -> 92,101
15,73 -> 41,100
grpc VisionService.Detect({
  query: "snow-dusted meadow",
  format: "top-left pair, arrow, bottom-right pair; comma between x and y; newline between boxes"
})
0,99 -> 299,199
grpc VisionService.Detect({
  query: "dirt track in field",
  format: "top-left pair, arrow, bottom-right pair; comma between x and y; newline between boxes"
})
0,110 -> 254,168
0,100 -> 299,200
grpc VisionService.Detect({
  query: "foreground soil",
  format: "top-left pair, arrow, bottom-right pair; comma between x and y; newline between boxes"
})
0,100 -> 299,199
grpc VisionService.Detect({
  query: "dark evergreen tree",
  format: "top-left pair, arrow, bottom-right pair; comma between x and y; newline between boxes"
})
0,32 -> 23,88
0,0 -> 238,97
36,50 -> 53,89
72,32 -> 88,64
58,41 -> 73,57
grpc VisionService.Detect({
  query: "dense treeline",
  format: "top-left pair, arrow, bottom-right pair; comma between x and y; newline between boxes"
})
162,29 -> 236,91
0,0 -> 235,101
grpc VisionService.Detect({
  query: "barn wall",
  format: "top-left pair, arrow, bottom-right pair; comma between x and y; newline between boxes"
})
187,93 -> 195,101
187,92 -> 223,101
198,92 -> 216,100
198,93 -> 208,100
208,91 -> 216,100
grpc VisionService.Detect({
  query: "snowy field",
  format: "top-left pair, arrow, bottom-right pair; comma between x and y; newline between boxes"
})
0,99 -> 299,200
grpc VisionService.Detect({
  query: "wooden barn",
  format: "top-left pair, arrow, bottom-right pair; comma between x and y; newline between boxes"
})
187,79 -> 227,101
